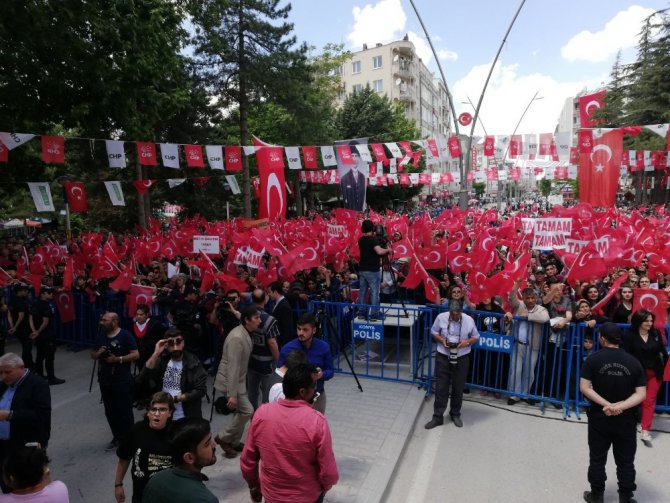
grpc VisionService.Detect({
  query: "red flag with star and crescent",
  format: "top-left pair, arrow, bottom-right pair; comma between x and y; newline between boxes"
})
256,146 -> 287,221
633,288 -> 668,331
578,129 -> 623,207
55,291 -> 76,323
127,284 -> 155,315
63,181 -> 88,212
579,91 -> 606,127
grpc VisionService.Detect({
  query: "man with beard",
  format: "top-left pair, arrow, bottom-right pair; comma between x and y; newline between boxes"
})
142,417 -> 218,503
91,312 -> 140,451
138,329 -> 208,419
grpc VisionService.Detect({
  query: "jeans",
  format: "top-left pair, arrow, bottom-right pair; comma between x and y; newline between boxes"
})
358,270 -> 381,318
247,368 -> 274,410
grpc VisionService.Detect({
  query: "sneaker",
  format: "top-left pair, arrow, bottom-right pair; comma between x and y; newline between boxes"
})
105,439 -> 119,452
583,490 -> 604,503
424,418 -> 444,430
640,431 -> 652,446
48,377 -> 66,386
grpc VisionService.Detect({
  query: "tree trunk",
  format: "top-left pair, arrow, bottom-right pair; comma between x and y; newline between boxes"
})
136,159 -> 147,228
238,1 -> 251,218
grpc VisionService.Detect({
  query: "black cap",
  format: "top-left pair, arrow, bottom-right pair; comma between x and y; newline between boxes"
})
449,300 -> 463,313
599,323 -> 622,344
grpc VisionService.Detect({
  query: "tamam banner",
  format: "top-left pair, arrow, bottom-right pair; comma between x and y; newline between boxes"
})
531,218 -> 572,250
193,235 -> 220,255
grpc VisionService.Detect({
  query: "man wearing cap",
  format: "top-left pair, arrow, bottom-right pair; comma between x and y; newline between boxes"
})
425,300 -> 480,429
580,323 -> 646,503
28,287 -> 65,385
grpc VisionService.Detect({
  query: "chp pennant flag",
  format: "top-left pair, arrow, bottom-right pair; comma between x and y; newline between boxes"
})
27,182 -> 55,212
0,132 -> 35,150
104,181 -> 125,206
105,140 -> 126,168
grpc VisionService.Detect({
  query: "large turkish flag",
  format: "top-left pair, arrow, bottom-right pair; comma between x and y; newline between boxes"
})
257,146 -> 286,221
633,288 -> 668,331
578,129 -> 623,207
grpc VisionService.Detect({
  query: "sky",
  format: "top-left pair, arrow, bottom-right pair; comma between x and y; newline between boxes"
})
286,0 -> 668,136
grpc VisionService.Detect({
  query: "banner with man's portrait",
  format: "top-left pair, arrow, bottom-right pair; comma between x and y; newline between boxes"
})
335,138 -> 369,212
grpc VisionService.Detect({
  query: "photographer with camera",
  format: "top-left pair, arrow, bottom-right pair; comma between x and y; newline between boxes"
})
356,220 -> 391,322
424,300 -> 480,429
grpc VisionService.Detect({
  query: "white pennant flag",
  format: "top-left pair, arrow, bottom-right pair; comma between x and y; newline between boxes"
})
643,124 -> 669,138
0,133 -> 35,151
389,158 -> 397,173
205,145 -> 224,170
384,142 -> 403,158
435,135 -> 449,160
495,136 -> 509,159
27,182 -> 55,212
628,151 -> 637,166
243,146 -> 256,156
355,144 -> 373,163
285,146 -> 302,170
431,173 -> 441,184
160,143 -> 180,169
568,165 -> 578,179
168,178 -> 186,188
225,175 -> 241,195
644,150 -> 654,171
525,134 -> 538,158
320,146 -> 337,166
104,181 -> 125,206
105,140 -> 126,168
554,132 -> 570,160
452,172 -> 461,184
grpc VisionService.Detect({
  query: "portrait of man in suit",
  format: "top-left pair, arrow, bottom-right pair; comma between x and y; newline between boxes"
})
338,140 -> 368,212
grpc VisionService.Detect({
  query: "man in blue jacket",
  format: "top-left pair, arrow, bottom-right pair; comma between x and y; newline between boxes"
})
277,313 -> 333,414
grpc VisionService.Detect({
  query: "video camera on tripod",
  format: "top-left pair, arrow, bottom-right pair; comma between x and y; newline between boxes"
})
374,224 -> 389,246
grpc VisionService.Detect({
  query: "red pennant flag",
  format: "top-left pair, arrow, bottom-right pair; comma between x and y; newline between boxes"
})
370,144 -> 389,165
578,129 -> 623,207
369,163 -> 377,177
55,291 -> 76,323
225,146 -> 242,171
302,146 -> 317,169
448,136 -> 462,158
63,182 -> 88,212
539,133 -> 553,156
412,150 -> 422,167
257,147 -> 287,221
41,135 -> 65,164
184,145 -> 205,168
569,147 -> 578,164
579,91 -> 606,127
578,130 -> 594,154
426,138 -> 439,158
127,284 -> 155,315
398,141 -> 413,156
192,176 -> 211,187
136,142 -> 157,165
336,145 -> 356,165
633,288 -> 668,331
0,141 -> 7,162
133,180 -> 156,195
483,136 -> 495,156
509,135 -> 522,157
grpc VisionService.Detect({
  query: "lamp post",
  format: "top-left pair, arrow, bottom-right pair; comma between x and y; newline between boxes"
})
56,175 -> 72,246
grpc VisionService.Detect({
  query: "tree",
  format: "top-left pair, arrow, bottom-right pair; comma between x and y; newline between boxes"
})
334,87 -> 423,210
188,0 -> 309,217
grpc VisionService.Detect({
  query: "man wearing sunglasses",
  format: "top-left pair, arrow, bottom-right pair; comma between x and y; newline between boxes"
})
137,328 -> 208,420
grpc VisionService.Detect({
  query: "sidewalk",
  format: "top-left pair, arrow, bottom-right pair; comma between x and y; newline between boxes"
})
28,342 -> 426,503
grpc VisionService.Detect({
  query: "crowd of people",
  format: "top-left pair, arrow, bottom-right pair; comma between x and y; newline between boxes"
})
0,200 -> 669,501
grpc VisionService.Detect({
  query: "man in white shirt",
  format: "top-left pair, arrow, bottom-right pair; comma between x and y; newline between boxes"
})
425,300 -> 480,429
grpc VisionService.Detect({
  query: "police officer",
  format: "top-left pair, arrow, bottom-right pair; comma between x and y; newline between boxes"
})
424,300 -> 479,429
7,284 -> 32,367
168,283 -> 203,355
580,323 -> 646,503
28,287 -> 65,385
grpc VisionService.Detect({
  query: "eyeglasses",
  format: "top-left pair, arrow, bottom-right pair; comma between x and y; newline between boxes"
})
167,337 -> 184,346
149,407 -> 170,414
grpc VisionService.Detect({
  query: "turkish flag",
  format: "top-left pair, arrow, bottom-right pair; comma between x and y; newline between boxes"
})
391,238 -> 413,259
91,256 -> 120,280
63,257 -> 74,291
448,136 -> 462,158
578,129 -> 622,207
302,146 -> 317,169
579,91 -> 606,127
578,130 -> 594,154
0,141 -> 7,162
63,182 -> 88,212
136,142 -> 157,165
416,245 -> 447,269
633,288 -> 668,331
423,274 -> 441,304
133,180 -> 156,195
483,136 -> 494,156
109,267 -> 133,292
55,291 -> 76,323
214,272 -> 249,293
184,145 -> 205,168
279,243 -> 320,275
127,285 -> 154,315
402,255 -> 429,289
257,146 -> 287,221
41,135 -> 65,163
565,244 -> 608,284
225,146 -> 242,171
591,273 -> 629,316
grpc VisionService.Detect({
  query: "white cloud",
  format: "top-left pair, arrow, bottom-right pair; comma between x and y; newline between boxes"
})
407,31 -> 433,64
561,5 -> 655,63
438,49 -> 458,62
452,60 -> 605,136
347,0 -> 406,48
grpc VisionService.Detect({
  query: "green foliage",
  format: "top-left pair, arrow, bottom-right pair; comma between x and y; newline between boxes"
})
472,182 -> 486,198
538,179 -> 552,197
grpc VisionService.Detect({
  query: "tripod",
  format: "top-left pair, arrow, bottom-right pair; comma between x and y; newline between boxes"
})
381,250 -> 409,318
314,300 -> 363,393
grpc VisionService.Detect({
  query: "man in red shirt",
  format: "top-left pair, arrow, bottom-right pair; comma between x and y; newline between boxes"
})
240,363 -> 339,503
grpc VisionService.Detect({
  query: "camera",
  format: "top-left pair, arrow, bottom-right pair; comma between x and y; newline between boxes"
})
374,224 -> 389,246
447,338 -> 460,364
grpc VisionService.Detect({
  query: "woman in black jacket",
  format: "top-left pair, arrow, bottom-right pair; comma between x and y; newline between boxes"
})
623,309 -> 668,446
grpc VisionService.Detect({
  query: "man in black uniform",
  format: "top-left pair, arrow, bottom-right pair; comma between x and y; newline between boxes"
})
28,287 -> 65,385
169,284 -> 203,356
7,284 -> 32,369
580,323 -> 647,503
356,219 -> 390,321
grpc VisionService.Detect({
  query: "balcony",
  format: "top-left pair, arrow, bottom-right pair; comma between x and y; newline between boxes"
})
393,60 -> 414,80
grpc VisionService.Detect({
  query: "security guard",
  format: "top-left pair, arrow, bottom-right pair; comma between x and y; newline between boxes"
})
580,323 -> 646,503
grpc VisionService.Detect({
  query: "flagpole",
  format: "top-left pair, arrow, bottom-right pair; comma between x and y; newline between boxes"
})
57,175 -> 72,247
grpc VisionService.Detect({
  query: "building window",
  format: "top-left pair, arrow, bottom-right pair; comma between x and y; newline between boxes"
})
352,84 -> 363,94
352,61 -> 361,74
373,79 -> 383,92
373,55 -> 382,69
331,65 -> 342,76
